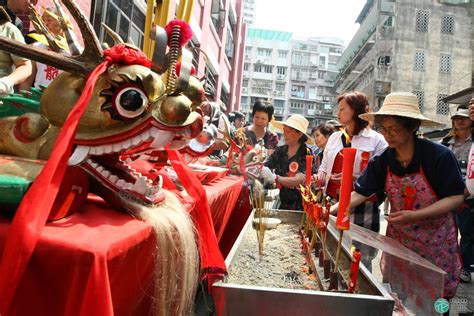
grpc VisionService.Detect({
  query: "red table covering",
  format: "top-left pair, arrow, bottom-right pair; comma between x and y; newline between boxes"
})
0,175 -> 249,315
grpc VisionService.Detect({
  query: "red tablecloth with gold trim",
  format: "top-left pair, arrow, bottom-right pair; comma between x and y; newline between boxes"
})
0,175 -> 249,315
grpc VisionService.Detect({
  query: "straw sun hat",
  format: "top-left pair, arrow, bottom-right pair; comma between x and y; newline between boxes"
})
359,92 -> 443,127
272,114 -> 315,145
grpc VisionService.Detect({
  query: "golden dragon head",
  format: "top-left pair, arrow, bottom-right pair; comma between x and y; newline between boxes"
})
0,0 -> 208,213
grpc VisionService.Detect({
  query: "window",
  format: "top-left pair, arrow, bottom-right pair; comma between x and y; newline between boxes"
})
439,53 -> 452,74
242,79 -> 249,87
257,48 -> 272,57
414,50 -> 426,71
291,85 -> 305,98
377,55 -> 391,67
318,71 -> 325,79
278,50 -> 288,58
275,83 -> 285,91
308,86 -> 316,99
319,56 -> 326,67
210,0 -> 224,31
263,65 -> 273,73
276,66 -> 287,75
290,102 -> 304,108
436,94 -> 449,115
243,63 -> 249,71
92,0 -> 145,49
274,99 -> 285,108
415,9 -> 430,33
253,64 -> 262,72
412,90 -> 424,112
245,46 -> 252,57
441,15 -> 454,35
383,16 -> 394,27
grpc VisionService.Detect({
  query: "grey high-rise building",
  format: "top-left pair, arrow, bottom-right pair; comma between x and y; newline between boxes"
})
334,0 -> 473,127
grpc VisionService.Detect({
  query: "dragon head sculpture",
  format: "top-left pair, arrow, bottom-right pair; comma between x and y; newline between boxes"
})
0,1 -> 210,214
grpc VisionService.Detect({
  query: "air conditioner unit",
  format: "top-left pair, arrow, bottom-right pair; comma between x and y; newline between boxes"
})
277,91 -> 285,96
242,87 -> 248,93
245,54 -> 250,58
307,109 -> 316,115
277,74 -> 286,80
323,96 -> 330,102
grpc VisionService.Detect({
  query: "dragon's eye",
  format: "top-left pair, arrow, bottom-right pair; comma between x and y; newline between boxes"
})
113,85 -> 148,119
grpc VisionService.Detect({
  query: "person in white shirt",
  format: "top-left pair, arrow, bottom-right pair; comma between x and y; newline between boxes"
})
315,91 -> 387,233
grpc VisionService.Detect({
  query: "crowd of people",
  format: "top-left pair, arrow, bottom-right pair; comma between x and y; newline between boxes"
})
221,92 -> 473,299
0,0 -> 472,302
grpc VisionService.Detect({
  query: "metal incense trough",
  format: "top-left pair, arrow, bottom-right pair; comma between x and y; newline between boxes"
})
213,210 -> 394,316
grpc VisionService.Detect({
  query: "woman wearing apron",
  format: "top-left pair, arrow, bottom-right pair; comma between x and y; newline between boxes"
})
331,92 -> 464,298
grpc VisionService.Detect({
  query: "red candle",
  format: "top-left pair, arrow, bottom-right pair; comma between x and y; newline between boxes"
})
336,148 -> 357,230
348,249 -> 362,293
403,186 -> 416,210
305,154 -> 313,186
360,151 -> 370,172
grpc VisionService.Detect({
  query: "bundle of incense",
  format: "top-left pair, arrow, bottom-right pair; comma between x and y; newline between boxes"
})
319,197 -> 331,261
298,185 -> 308,229
308,189 -> 321,250
252,181 -> 266,256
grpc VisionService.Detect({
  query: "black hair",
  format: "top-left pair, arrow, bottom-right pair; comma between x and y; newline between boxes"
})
311,122 -> 335,138
252,100 -> 274,121
228,111 -> 244,123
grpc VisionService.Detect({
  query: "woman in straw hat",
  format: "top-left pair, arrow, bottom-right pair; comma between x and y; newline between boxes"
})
260,114 -> 316,210
331,92 -> 464,298
316,91 -> 387,235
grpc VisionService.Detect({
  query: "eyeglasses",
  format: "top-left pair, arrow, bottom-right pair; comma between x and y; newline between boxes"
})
376,125 -> 402,137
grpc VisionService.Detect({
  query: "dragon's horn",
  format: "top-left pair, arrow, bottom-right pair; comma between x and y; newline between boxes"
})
0,0 -> 103,75
102,23 -> 124,44
53,0 -> 83,55
60,0 -> 103,61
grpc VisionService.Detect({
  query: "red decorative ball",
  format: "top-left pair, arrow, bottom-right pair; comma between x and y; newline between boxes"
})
164,20 -> 193,46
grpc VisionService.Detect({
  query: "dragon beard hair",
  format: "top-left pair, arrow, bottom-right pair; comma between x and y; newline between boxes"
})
137,191 -> 199,316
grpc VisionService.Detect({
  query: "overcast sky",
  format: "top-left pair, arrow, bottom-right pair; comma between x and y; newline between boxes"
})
254,0 -> 367,46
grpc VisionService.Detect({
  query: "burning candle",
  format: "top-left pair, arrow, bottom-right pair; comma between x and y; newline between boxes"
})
335,148 -> 357,231
360,151 -> 370,172
403,186 -> 416,210
348,248 -> 362,293
305,149 -> 313,186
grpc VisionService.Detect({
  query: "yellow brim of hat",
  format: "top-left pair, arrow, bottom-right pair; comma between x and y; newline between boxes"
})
359,111 -> 443,127
272,120 -> 315,145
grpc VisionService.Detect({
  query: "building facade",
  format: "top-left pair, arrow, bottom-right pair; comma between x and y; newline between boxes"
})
334,0 -> 473,126
241,28 -> 343,125
20,0 -> 246,112
242,0 -> 257,26
289,37 -> 344,126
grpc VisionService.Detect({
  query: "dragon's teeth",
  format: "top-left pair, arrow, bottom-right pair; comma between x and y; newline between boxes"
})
68,146 -> 90,166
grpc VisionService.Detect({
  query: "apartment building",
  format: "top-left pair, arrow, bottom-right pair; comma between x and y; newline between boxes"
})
334,0 -> 473,127
241,28 -> 343,125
